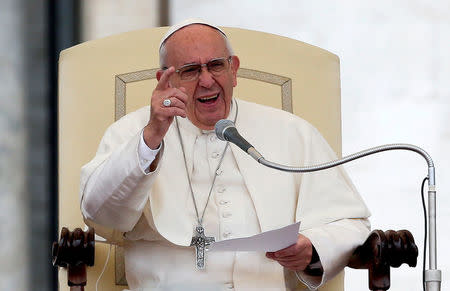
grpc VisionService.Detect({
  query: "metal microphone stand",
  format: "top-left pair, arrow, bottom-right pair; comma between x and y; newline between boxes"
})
247,143 -> 441,291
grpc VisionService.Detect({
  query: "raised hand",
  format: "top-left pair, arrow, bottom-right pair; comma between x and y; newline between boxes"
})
143,67 -> 188,149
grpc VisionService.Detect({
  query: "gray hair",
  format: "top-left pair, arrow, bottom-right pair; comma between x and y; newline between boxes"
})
159,26 -> 235,68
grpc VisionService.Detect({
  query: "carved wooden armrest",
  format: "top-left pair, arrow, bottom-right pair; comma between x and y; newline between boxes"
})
347,229 -> 418,291
52,227 -> 95,291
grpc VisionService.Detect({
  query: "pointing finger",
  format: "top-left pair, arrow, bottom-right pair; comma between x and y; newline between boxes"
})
156,67 -> 175,90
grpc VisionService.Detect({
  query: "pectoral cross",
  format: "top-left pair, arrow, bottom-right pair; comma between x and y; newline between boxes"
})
190,226 -> 215,269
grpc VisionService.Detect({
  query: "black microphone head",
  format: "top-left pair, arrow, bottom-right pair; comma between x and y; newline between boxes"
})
215,119 -> 235,141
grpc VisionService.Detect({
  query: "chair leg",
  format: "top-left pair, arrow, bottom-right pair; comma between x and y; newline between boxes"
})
52,227 -> 95,290
347,229 -> 418,291
369,263 -> 390,290
68,264 -> 87,290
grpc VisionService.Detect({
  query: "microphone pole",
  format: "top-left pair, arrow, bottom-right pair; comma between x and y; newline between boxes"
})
215,120 -> 441,291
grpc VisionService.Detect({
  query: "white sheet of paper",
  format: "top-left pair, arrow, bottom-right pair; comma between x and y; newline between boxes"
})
208,222 -> 300,252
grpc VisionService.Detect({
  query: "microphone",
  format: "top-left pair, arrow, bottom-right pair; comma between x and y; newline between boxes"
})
216,119 -> 441,291
215,119 -> 263,161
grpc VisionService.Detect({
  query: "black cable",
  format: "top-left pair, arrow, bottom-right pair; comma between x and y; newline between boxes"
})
421,177 -> 428,291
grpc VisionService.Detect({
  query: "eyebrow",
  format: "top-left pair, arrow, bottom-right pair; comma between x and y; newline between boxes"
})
180,57 -> 226,67
180,62 -> 200,67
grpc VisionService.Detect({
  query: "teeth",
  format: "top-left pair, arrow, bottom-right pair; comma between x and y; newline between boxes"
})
199,94 -> 218,101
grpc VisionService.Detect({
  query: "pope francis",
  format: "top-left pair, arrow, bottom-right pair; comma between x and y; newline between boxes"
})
80,19 -> 371,290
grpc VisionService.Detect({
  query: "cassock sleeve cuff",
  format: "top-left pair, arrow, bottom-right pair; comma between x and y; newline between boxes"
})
295,245 -> 325,290
138,129 -> 162,174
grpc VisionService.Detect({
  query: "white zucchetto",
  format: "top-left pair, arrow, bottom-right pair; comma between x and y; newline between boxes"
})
159,18 -> 227,50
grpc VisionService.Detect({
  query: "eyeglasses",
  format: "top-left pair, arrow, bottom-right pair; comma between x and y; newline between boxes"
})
170,56 -> 232,82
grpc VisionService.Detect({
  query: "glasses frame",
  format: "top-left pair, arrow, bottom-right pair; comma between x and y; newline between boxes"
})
166,56 -> 233,82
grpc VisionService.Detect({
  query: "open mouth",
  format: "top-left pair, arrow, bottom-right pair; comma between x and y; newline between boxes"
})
197,94 -> 219,104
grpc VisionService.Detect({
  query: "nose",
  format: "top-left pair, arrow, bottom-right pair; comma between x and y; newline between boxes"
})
198,66 -> 215,88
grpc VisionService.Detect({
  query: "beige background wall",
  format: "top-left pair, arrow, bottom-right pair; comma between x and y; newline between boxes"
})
81,0 -> 160,41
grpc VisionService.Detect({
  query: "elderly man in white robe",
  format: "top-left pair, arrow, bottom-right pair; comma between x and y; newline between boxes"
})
80,19 -> 371,290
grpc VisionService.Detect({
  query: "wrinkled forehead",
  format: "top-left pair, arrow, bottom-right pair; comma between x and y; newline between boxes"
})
164,25 -> 229,64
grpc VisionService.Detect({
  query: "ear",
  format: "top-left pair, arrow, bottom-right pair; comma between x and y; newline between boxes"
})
231,56 -> 240,87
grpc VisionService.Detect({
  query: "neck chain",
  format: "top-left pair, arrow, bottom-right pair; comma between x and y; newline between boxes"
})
175,99 -> 238,269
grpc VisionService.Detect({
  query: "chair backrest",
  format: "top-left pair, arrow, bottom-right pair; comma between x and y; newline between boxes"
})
58,26 -> 344,290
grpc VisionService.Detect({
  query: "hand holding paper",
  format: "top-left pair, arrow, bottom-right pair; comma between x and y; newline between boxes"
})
208,222 -> 300,252
266,233 -> 313,271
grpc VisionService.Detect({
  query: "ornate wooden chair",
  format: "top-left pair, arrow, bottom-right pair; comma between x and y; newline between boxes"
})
54,26 -> 417,290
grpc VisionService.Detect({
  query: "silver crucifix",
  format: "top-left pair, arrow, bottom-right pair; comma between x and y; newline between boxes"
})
190,226 -> 215,269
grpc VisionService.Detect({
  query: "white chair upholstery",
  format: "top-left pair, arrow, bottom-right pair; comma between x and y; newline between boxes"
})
58,26 -> 344,290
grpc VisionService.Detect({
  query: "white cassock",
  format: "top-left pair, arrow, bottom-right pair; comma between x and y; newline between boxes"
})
80,98 -> 371,290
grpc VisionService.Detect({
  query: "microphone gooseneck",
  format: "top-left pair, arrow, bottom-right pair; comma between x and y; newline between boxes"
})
215,119 -> 440,291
